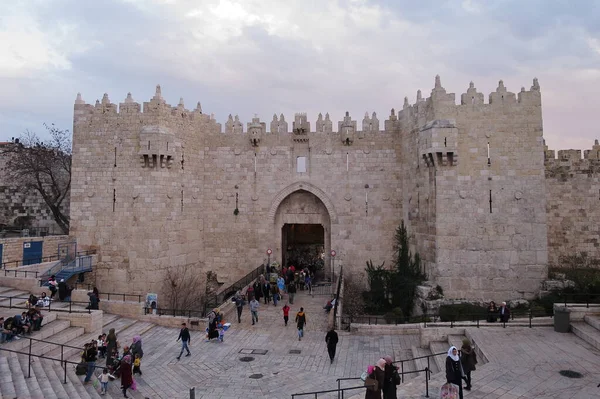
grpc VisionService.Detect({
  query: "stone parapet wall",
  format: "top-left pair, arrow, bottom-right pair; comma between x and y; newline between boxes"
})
56,309 -> 103,334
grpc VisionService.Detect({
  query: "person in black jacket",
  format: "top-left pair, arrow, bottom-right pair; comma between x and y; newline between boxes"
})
445,346 -> 464,399
83,340 -> 98,385
176,322 -> 191,360
325,328 -> 338,363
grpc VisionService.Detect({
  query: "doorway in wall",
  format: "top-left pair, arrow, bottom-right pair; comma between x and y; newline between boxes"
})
281,223 -> 325,276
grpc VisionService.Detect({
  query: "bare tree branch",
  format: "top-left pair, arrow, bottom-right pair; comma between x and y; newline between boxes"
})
1,124 -> 71,234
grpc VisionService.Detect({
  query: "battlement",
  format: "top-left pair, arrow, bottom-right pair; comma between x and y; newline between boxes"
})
73,76 -> 542,142
545,140 -> 600,177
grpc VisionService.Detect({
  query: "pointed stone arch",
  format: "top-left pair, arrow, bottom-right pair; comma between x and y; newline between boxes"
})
268,182 -> 338,224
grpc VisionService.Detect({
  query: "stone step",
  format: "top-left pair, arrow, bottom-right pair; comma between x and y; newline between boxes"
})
584,314 -> 600,331
7,354 -> 32,399
4,319 -> 70,352
428,341 -> 448,375
28,351 -> 61,399
29,326 -> 86,357
51,362 -> 82,399
16,353 -> 45,399
62,360 -> 94,399
411,346 -> 437,378
571,321 -> 600,350
0,289 -> 30,306
40,357 -> 72,399
0,355 -> 18,399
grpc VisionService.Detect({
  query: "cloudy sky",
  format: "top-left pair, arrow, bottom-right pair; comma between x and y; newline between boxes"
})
0,0 -> 598,151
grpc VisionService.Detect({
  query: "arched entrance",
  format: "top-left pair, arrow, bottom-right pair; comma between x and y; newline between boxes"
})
273,189 -> 332,280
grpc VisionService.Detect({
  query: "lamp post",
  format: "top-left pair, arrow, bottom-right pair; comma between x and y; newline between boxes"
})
330,250 -> 336,281
266,248 -> 272,275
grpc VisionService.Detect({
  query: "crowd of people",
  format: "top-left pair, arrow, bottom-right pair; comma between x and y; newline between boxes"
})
360,339 -> 478,399
76,328 -> 144,397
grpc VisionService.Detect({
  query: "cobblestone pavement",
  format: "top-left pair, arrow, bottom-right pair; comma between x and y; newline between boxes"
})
391,327 -> 600,399
130,290 -> 419,399
93,291 -> 600,399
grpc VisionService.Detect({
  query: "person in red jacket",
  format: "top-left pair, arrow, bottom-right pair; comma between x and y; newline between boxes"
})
282,303 -> 290,326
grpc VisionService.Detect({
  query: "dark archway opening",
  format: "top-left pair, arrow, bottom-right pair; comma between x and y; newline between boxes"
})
282,223 -> 325,276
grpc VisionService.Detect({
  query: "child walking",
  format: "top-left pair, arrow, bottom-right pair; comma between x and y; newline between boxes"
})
133,354 -> 142,375
282,303 -> 290,326
99,368 -> 110,395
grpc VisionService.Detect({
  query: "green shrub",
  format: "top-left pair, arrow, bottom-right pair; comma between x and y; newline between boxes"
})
384,307 -> 404,324
438,303 -> 487,322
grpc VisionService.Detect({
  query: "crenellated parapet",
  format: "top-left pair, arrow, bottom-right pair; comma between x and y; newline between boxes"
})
545,140 -> 600,177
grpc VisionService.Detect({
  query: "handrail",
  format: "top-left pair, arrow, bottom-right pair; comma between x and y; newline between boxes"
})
203,263 -> 265,316
341,307 -> 558,329
144,307 -> 205,319
3,269 -> 40,278
332,266 -> 343,329
294,367 -> 431,398
0,345 -> 105,385
69,284 -> 144,303
0,295 -> 93,314
12,332 -> 84,350
1,250 -> 96,270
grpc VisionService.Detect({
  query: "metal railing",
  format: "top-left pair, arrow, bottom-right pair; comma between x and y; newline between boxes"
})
392,352 -> 446,384
332,266 -> 343,329
2,269 -> 40,278
0,295 -> 93,314
1,250 -> 96,270
0,339 -> 105,385
292,367 -> 431,398
39,255 -> 94,287
341,308 -> 555,329
144,307 -> 205,318
203,263 -> 265,316
559,293 -> 600,308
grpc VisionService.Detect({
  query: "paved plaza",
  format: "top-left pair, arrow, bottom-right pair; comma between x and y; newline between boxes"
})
2,288 -> 600,398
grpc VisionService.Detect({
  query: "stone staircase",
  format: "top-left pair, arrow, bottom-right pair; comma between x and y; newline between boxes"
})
571,314 -> 600,350
0,279 -> 162,399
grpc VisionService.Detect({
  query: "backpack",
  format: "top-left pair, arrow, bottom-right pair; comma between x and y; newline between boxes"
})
75,362 -> 87,375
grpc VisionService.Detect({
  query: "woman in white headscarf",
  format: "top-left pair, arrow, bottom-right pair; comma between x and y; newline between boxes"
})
445,346 -> 464,399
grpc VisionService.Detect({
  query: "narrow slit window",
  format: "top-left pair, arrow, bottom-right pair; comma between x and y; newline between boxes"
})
487,142 -> 491,165
489,190 -> 492,213
297,156 -> 306,173
114,147 -> 117,167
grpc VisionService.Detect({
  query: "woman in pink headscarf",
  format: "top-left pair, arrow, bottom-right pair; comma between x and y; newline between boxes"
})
365,359 -> 386,399
382,355 -> 400,399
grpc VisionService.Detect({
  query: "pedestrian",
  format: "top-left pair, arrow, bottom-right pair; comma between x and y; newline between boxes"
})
305,273 -> 312,295
277,275 -> 286,295
383,355 -> 400,399
253,279 -> 262,303
234,291 -> 245,323
48,275 -> 58,299
325,328 -> 338,363
486,301 -> 498,322
365,360 -> 385,399
271,283 -> 280,306
445,346 -> 464,399
250,297 -> 260,325
99,368 -> 110,395
295,307 -> 307,341
263,280 -> 271,304
282,303 -> 290,326
83,339 -> 98,385
131,335 -> 143,359
176,322 -> 191,360
120,354 -> 134,398
133,353 -> 142,375
499,301 -> 510,323
460,339 -> 477,391
288,280 -> 297,304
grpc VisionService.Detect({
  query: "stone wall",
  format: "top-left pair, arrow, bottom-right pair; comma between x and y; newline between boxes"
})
0,235 -> 71,265
0,146 -> 69,234
70,77 -> 551,302
545,143 -> 600,267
